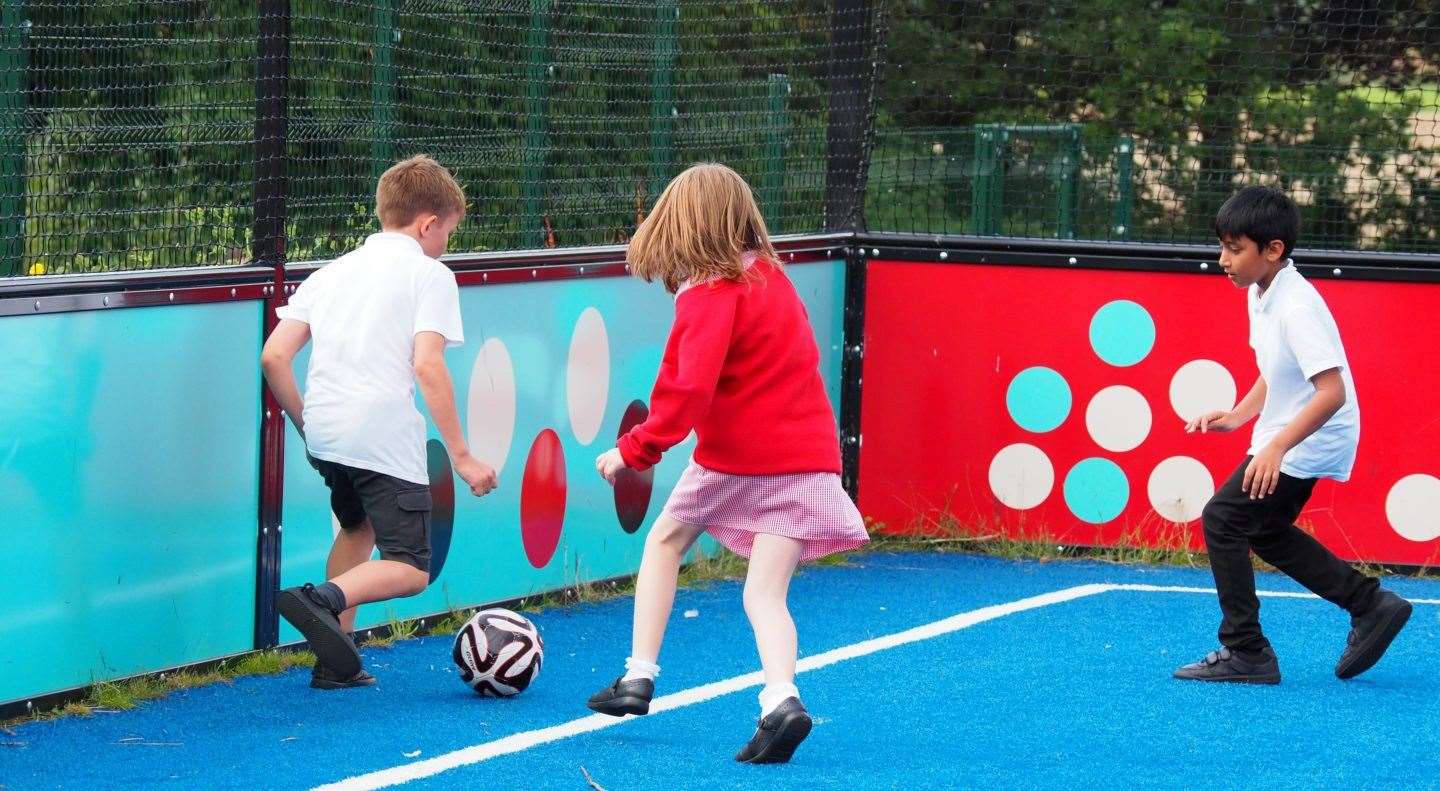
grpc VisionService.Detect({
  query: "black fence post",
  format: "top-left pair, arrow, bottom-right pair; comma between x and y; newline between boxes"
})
823,0 -> 872,233
253,0 -> 290,650
828,0 -> 876,501
839,245 -> 867,500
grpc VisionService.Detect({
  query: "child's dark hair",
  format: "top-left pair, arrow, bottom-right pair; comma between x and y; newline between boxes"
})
1213,186 -> 1300,259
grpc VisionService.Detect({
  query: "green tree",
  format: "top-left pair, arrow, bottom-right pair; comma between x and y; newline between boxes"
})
872,0 -> 1439,251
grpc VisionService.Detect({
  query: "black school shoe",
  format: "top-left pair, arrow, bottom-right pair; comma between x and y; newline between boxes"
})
735,697 -> 812,764
311,665 -> 377,690
1173,646 -> 1281,684
586,677 -> 653,716
1336,589 -> 1413,680
277,584 -> 362,679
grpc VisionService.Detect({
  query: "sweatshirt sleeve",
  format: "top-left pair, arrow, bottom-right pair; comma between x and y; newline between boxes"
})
617,284 -> 740,471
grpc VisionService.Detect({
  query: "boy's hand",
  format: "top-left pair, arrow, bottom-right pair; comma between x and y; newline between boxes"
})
1186,410 -> 1242,434
595,448 -> 626,485
454,454 -> 498,497
1243,445 -> 1285,500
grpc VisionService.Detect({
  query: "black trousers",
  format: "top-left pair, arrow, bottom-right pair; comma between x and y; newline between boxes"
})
1201,457 -> 1380,654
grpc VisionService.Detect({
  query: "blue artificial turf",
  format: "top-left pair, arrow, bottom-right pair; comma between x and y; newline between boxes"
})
5,553 -> 1438,790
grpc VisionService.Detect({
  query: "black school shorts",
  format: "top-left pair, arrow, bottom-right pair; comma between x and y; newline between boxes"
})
306,454 -> 432,573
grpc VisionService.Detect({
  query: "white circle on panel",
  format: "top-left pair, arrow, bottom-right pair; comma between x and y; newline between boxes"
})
1169,359 -> 1237,423
988,443 -> 1055,510
1147,456 -> 1214,523
1085,385 -> 1152,452
1386,474 -> 1440,542
466,338 -> 517,475
566,307 -> 610,446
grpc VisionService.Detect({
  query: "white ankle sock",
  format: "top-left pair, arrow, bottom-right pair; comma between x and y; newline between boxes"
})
622,656 -> 660,682
758,682 -> 799,717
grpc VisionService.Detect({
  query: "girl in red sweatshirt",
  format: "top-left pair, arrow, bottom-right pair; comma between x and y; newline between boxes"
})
585,163 -> 867,763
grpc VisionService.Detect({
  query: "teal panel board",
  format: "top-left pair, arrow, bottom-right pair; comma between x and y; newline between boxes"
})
786,259 -> 847,421
279,260 -> 847,634
0,302 -> 264,705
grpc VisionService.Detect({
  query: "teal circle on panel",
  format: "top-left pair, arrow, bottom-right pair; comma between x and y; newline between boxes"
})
1005,366 -> 1072,433
1089,300 -> 1155,367
1064,457 -> 1129,524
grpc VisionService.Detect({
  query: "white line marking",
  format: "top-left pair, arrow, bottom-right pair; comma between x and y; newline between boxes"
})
316,580 -> 1439,791
1114,583 -> 1440,606
314,583 -> 1113,791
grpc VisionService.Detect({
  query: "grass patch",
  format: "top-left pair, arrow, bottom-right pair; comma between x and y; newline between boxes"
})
678,547 -> 751,586
429,608 -> 478,636
512,545 -> 750,616
864,510 -> 1208,569
863,507 -> 1439,580
3,649 -> 316,729
360,611 -> 422,649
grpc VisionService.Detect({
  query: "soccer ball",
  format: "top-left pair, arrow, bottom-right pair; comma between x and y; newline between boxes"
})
451,608 -> 544,696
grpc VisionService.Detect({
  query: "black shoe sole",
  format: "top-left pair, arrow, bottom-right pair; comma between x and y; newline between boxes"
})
742,710 -> 812,764
586,695 -> 650,717
310,673 -> 377,690
1173,671 -> 1281,685
1336,598 -> 1413,680
277,589 -> 361,678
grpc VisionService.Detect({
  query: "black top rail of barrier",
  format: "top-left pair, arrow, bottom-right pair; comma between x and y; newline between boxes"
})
0,232 -> 855,315
858,231 -> 1440,284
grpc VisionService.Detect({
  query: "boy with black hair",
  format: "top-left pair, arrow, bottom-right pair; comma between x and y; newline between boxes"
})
1175,185 -> 1411,685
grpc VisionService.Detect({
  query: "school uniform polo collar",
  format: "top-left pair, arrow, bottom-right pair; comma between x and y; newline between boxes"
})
1254,259 -> 1297,313
364,231 -> 424,254
674,250 -> 761,299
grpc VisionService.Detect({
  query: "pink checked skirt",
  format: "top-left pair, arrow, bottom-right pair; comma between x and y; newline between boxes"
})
663,461 -> 869,562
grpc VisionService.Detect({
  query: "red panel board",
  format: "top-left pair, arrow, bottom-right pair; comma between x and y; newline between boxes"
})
858,260 -> 1440,566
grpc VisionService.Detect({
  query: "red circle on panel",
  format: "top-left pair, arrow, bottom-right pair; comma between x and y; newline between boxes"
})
520,429 -> 567,568
614,400 -> 654,534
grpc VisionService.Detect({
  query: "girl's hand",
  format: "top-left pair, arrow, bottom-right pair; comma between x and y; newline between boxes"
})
595,448 -> 626,485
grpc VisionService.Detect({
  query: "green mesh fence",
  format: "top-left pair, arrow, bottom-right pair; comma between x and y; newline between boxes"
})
869,1 -> 1440,253
1,0 -> 879,277
7,1 -> 1437,279
9,2 -> 258,276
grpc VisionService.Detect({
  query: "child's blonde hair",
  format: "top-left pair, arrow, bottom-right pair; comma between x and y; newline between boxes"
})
375,155 -> 466,228
627,163 -> 778,293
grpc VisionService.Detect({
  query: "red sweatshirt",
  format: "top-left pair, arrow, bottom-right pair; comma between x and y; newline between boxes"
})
618,257 -> 842,475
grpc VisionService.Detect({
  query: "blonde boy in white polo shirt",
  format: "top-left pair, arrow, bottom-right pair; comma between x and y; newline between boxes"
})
1174,186 -> 1411,685
261,155 -> 498,688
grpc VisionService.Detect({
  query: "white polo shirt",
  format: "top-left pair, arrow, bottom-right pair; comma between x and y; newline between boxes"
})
277,232 -> 464,484
1247,262 -> 1359,481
